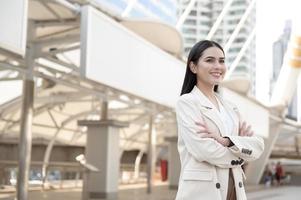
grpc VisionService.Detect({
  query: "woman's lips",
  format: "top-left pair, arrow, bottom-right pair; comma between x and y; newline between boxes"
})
210,72 -> 222,78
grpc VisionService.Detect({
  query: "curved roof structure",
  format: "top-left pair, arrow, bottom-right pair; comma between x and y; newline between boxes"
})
121,19 -> 183,57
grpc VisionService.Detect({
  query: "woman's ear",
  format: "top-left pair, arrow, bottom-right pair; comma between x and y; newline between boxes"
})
189,62 -> 197,74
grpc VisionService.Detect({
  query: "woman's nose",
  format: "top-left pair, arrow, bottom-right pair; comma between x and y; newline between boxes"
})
213,61 -> 223,68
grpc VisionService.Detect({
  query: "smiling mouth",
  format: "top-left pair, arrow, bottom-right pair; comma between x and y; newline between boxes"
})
210,72 -> 222,77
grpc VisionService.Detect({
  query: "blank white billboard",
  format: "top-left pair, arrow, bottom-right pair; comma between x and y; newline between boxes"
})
0,0 -> 28,56
80,6 -> 185,108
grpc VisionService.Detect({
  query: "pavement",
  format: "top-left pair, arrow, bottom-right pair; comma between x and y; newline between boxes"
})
0,182 -> 300,200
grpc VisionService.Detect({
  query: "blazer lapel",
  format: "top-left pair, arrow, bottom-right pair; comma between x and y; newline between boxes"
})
191,86 -> 227,137
200,106 -> 228,137
216,94 -> 240,136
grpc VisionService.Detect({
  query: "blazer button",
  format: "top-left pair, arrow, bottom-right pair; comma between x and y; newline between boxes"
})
239,182 -> 243,188
216,183 -> 221,189
235,160 -> 240,165
231,160 -> 236,165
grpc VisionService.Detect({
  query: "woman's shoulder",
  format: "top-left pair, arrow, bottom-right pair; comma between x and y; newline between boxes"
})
177,92 -> 196,104
175,93 -> 198,111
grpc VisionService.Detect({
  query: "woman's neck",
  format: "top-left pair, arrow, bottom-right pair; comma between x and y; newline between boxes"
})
196,82 -> 219,111
196,82 -> 215,100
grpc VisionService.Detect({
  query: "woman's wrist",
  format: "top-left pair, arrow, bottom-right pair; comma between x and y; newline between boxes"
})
217,137 -> 230,147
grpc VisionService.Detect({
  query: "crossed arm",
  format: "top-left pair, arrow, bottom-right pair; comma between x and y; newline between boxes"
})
176,98 -> 264,168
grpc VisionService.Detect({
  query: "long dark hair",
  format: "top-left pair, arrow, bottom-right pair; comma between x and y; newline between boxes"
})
180,40 -> 224,96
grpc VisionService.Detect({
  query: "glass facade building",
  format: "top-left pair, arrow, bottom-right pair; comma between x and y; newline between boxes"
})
177,0 -> 256,93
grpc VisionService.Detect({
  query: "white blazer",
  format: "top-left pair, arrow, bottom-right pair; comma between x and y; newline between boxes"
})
175,86 -> 264,200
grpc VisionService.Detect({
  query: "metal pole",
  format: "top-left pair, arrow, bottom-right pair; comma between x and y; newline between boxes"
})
121,0 -> 138,17
225,27 -> 256,80
134,150 -> 144,180
17,21 -> 35,200
176,0 -> 197,29
42,129 -> 60,188
147,116 -> 154,193
53,0 -> 80,13
17,72 -> 34,200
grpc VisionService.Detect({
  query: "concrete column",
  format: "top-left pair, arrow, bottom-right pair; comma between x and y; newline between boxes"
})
166,136 -> 180,189
17,78 -> 34,200
17,21 -> 35,200
147,116 -> 156,194
78,119 -> 128,200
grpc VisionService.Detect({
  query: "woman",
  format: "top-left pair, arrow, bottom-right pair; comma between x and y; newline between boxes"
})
275,161 -> 284,185
175,40 -> 264,200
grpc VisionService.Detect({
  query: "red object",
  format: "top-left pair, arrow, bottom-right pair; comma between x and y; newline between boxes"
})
160,160 -> 168,181
276,165 -> 284,177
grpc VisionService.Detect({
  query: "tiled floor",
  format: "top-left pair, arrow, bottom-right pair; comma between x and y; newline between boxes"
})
0,185 -> 300,200
247,186 -> 301,200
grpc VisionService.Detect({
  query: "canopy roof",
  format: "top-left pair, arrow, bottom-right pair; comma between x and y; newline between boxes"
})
0,0 -> 300,158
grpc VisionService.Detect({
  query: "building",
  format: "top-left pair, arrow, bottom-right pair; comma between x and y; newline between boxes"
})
177,0 -> 256,93
271,20 -> 298,119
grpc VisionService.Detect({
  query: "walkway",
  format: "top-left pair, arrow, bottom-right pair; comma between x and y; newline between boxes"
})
0,184 -> 300,200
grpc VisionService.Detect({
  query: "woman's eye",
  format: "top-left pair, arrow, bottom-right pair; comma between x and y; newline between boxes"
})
219,60 -> 225,63
206,59 -> 214,62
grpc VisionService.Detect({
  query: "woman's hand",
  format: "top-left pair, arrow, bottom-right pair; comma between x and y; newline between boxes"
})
195,121 -> 230,147
239,121 -> 254,137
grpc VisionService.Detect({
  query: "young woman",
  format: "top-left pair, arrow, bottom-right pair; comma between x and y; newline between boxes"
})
175,40 -> 264,200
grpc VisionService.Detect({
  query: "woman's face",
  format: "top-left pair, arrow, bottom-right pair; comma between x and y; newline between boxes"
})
190,46 -> 226,87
